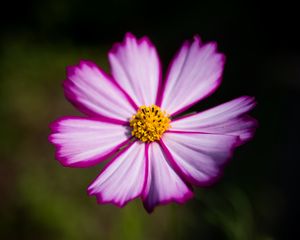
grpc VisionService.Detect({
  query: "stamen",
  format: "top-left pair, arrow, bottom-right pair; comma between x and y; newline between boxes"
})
130,105 -> 171,142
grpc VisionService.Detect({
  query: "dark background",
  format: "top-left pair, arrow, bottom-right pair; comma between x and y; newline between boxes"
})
1,0 -> 298,239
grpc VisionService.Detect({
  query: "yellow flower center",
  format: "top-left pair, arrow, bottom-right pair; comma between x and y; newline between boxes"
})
130,105 -> 171,142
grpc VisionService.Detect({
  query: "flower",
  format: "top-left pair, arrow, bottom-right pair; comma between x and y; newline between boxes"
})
49,33 -> 257,213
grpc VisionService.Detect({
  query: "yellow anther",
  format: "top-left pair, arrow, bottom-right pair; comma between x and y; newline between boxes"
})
130,105 -> 171,142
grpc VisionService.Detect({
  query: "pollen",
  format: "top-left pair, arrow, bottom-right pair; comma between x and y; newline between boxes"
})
130,105 -> 171,142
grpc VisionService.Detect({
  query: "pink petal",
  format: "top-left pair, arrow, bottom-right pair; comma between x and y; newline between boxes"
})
88,141 -> 146,207
161,132 -> 239,186
142,142 -> 193,213
159,36 -> 225,116
171,96 -> 257,145
64,60 -> 137,122
49,117 -> 130,167
109,33 -> 161,107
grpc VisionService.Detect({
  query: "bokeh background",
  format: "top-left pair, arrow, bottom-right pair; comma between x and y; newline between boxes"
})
1,1 -> 298,239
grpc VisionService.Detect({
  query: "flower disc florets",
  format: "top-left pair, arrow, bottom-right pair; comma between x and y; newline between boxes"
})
130,105 -> 171,142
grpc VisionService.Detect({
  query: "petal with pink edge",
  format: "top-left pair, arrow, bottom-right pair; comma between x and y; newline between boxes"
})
142,142 -> 193,213
159,36 -> 225,116
88,141 -> 146,207
64,60 -> 136,122
49,117 -> 130,167
109,33 -> 161,107
161,132 -> 239,186
171,96 -> 257,145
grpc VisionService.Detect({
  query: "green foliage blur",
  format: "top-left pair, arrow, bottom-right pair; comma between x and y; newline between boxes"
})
0,0 -> 296,239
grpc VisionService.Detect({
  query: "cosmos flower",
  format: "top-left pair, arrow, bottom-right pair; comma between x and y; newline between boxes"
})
49,33 -> 257,212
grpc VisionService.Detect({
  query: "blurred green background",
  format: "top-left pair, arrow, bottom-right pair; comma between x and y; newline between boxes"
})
0,0 -> 298,239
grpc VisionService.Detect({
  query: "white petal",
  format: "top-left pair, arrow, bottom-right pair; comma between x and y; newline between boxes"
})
49,117 -> 130,167
88,141 -> 146,207
159,36 -> 225,116
171,96 -> 257,144
142,142 -> 193,212
64,60 -> 136,122
109,33 -> 161,107
161,132 -> 238,186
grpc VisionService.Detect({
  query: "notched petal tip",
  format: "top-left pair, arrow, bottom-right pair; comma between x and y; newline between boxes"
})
191,35 -> 221,52
193,34 -> 202,43
236,96 -> 258,113
87,191 -> 135,208
124,32 -> 152,45
245,95 -> 257,105
66,60 -> 97,77
143,190 -> 194,213
192,37 -> 226,66
124,31 -> 136,40
109,32 -> 136,55
79,59 -> 97,68
109,32 -> 156,56
48,120 -> 59,132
